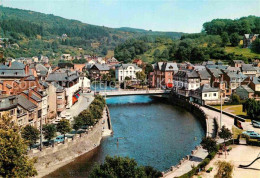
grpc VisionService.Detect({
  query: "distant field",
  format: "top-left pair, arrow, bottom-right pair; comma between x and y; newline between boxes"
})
213,105 -> 247,116
225,46 -> 260,59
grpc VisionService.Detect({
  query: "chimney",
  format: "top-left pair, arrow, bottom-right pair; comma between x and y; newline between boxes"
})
28,88 -> 33,100
8,61 -> 12,67
25,65 -> 29,75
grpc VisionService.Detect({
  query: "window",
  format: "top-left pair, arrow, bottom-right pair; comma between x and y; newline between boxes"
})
204,94 -> 207,97
10,109 -> 14,116
213,93 -> 217,96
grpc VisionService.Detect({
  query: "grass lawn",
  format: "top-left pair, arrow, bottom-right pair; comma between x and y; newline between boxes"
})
225,46 -> 260,59
232,125 -> 244,138
212,105 -> 247,117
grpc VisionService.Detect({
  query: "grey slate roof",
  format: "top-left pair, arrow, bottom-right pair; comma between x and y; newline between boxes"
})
237,85 -> 254,93
46,70 -> 79,82
18,95 -> 37,112
198,70 -> 211,80
252,77 -> 260,84
0,61 -> 27,77
116,64 -> 141,70
161,62 -> 178,71
206,65 -> 228,70
36,64 -> 48,76
241,64 -> 257,71
196,84 -> 219,93
233,60 -> 245,64
208,68 -> 223,77
174,70 -> 199,78
227,72 -> 247,82
92,64 -> 110,71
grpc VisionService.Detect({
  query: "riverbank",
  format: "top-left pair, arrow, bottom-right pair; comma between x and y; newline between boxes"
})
163,94 -> 216,177
29,107 -> 112,178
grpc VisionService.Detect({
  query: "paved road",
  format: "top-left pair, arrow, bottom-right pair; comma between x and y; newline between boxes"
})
60,93 -> 94,119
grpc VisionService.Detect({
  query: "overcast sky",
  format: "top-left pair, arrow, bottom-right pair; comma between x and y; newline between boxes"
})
2,0 -> 260,33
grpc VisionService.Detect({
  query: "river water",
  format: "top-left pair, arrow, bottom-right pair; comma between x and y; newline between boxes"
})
48,95 -> 204,177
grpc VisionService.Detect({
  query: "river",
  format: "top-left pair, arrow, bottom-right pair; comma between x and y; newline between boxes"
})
47,95 -> 204,177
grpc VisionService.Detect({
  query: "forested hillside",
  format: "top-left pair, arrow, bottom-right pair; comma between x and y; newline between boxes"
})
115,16 -> 260,64
0,6 -> 183,59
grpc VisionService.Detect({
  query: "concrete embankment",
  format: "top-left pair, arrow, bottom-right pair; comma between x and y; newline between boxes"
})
29,107 -> 112,178
163,94 -> 216,177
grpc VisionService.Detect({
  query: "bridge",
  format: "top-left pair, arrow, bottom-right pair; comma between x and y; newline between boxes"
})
98,89 -> 171,97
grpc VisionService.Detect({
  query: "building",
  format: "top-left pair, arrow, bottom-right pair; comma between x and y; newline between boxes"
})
243,34 -> 259,48
115,64 -> 142,82
191,84 -> 221,105
231,60 -> 245,68
152,62 -> 178,88
249,77 -> 260,92
173,70 -> 200,97
46,69 -> 89,109
0,95 -> 17,123
88,64 -> 110,79
241,64 -> 257,77
236,85 -> 254,99
107,57 -> 120,66
223,71 -> 248,92
197,69 -> 211,86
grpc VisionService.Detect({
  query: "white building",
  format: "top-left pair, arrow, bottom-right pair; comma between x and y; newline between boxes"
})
115,64 -> 142,82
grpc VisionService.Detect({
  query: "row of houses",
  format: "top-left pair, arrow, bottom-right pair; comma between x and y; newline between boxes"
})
0,60 -> 90,129
149,60 -> 260,105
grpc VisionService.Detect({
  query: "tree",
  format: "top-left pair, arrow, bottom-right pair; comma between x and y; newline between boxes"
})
80,109 -> 95,126
221,32 -> 229,47
218,126 -> 232,144
56,119 -> 72,143
73,116 -> 84,133
251,38 -> 260,54
243,99 -> 260,121
90,156 -> 161,178
215,161 -> 234,178
0,114 -> 37,177
201,137 -> 218,153
145,63 -> 153,75
230,93 -> 241,104
230,33 -> 240,47
21,125 -> 40,149
43,124 -> 56,142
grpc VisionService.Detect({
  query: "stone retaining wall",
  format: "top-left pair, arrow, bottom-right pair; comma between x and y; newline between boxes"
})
28,108 -> 108,177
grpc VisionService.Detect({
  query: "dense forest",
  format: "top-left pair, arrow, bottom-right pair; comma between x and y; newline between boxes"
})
0,6 -> 183,59
115,16 -> 260,64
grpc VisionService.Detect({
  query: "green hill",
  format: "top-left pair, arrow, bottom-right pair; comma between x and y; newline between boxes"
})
0,6 -> 184,59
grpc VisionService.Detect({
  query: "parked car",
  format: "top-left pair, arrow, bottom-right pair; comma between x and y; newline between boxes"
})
252,120 -> 260,128
55,135 -> 65,143
242,130 -> 260,139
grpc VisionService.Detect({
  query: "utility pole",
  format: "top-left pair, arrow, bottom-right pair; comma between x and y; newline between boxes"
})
220,76 -> 223,128
40,117 -> 43,151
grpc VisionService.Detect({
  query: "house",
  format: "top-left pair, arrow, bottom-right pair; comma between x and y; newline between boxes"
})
207,68 -> 229,96
173,70 -> 200,97
202,61 -> 215,66
241,64 -> 257,77
17,95 -> 38,127
249,77 -> 260,92
223,71 -> 248,92
46,69 -> 89,109
243,34 -> 259,48
73,64 -> 86,73
35,63 -> 50,81
115,64 -> 142,82
152,62 -> 178,88
61,54 -> 73,61
88,64 -> 110,79
231,60 -> 245,68
107,57 -> 120,66
0,95 -> 17,124
197,69 -> 211,86
236,85 -> 254,99
132,59 -> 143,66
191,84 -> 221,105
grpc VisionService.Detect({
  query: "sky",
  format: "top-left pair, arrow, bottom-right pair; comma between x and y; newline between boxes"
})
2,0 -> 260,33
